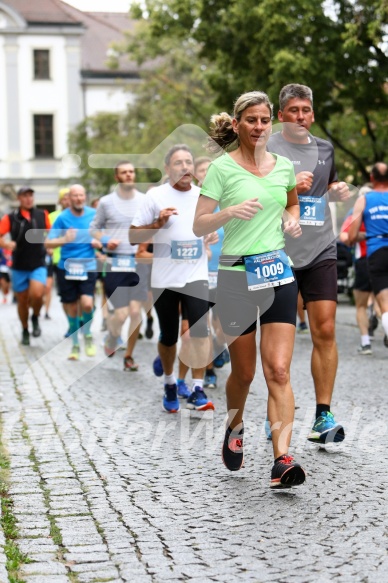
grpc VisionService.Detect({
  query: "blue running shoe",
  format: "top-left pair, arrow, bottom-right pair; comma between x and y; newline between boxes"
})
265,417 -> 272,440
221,348 -> 230,364
153,355 -> 164,377
204,372 -> 217,389
163,384 -> 180,413
186,387 -> 215,411
213,345 -> 225,368
213,354 -> 224,368
307,411 -> 345,444
177,379 -> 191,399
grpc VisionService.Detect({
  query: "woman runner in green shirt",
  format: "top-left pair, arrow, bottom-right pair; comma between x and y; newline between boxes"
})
193,91 -> 306,489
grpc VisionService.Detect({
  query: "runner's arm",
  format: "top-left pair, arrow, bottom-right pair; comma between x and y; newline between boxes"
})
283,187 -> 301,238
340,214 -> 365,245
328,181 -> 351,202
339,215 -> 352,246
0,216 -> 15,251
284,187 -> 300,221
295,171 -> 313,194
44,210 -> 51,230
135,242 -> 153,264
45,228 -> 76,249
193,195 -> 263,237
348,196 -> 366,245
130,207 -> 178,244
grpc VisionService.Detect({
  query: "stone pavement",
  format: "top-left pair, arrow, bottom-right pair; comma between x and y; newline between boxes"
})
0,292 -> 387,583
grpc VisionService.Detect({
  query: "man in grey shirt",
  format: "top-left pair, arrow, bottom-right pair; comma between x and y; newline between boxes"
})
268,84 -> 350,445
90,161 -> 147,371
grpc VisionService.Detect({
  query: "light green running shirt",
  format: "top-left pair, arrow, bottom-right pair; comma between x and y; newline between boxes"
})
200,153 -> 296,270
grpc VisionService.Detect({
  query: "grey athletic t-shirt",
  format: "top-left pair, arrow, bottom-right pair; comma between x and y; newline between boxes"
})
89,189 -> 144,256
268,131 -> 338,269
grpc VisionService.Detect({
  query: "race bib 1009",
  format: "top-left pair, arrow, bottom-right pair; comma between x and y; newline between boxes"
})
245,249 -> 294,291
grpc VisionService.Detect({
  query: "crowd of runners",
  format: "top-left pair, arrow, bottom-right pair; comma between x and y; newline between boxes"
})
1,83 -> 388,489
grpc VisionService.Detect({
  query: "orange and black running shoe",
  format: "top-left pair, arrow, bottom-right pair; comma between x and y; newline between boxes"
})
222,424 -> 244,471
270,455 -> 306,489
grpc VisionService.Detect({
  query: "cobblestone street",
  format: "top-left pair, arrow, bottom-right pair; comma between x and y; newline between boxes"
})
0,293 -> 387,582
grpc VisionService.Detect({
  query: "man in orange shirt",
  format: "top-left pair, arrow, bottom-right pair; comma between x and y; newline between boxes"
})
0,187 -> 50,345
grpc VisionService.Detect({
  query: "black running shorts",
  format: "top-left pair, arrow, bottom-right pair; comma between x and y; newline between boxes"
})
152,280 -> 209,346
353,256 -> 372,292
295,259 -> 338,305
104,268 -> 148,309
368,247 -> 388,295
57,268 -> 97,304
216,269 -> 298,337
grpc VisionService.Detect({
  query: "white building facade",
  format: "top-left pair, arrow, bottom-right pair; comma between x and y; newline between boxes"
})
0,1 -> 138,208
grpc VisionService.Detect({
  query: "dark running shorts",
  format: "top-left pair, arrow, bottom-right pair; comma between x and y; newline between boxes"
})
295,259 -> 338,305
353,256 -> 372,292
46,263 -> 54,278
0,272 -> 10,282
57,268 -> 97,304
368,247 -> 388,295
152,280 -> 209,346
104,266 -> 148,310
216,269 -> 298,337
209,287 -> 218,318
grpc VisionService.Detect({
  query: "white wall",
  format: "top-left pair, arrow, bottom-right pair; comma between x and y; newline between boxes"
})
0,35 -> 6,167
17,34 -> 80,163
0,13 -> 138,205
84,83 -> 136,117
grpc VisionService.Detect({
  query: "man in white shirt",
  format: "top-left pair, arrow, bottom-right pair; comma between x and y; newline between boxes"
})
130,144 -> 215,413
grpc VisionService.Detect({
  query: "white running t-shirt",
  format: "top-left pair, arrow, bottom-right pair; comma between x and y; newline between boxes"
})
131,183 -> 208,288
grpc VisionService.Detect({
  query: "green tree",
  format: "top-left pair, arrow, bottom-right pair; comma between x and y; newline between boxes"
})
68,24 -> 218,194
68,113 -> 131,196
117,31 -> 217,151
130,0 -> 388,182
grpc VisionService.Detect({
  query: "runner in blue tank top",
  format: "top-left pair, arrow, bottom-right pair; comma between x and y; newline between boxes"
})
349,162 -> 388,349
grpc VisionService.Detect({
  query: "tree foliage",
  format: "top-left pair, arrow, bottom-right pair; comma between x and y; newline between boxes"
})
68,113 -> 134,196
69,0 -> 388,188
118,25 -> 217,150
129,0 -> 388,182
68,22 -> 218,196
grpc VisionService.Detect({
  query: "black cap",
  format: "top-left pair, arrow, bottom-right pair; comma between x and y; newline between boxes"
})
17,186 -> 34,195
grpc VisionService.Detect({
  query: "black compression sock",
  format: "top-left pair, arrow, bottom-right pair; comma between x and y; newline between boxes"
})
316,404 -> 330,419
227,422 -> 244,435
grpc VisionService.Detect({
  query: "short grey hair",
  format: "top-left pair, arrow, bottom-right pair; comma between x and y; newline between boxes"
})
279,84 -> 313,111
164,144 -> 193,166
